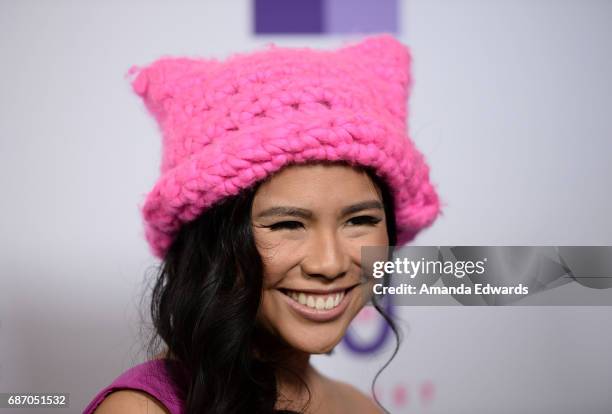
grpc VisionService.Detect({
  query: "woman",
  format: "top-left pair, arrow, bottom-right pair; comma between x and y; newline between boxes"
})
84,34 -> 441,414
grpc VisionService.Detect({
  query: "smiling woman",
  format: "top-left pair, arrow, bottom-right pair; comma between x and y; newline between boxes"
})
252,163 -> 390,356
83,34 -> 441,414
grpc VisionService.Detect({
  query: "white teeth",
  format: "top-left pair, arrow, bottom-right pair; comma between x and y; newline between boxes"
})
284,289 -> 347,311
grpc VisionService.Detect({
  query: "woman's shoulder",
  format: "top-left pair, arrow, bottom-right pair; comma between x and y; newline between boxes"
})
92,389 -> 169,414
83,358 -> 183,414
324,376 -> 383,414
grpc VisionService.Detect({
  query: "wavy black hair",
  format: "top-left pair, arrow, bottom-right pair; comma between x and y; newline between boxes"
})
144,161 -> 401,413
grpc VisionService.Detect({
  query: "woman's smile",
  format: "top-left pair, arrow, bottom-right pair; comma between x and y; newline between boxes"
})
276,284 -> 360,322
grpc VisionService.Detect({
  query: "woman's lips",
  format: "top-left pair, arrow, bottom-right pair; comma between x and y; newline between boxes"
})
278,286 -> 356,322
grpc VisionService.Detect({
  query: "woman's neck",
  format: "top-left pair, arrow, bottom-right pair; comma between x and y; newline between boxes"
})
253,329 -> 326,412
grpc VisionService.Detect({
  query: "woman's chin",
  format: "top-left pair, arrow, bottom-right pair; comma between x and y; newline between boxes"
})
287,336 -> 341,355
282,317 -> 354,354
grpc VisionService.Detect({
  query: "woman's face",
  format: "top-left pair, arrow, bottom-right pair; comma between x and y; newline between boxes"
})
251,163 -> 389,354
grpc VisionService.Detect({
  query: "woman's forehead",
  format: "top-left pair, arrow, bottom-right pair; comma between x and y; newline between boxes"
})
252,163 -> 382,209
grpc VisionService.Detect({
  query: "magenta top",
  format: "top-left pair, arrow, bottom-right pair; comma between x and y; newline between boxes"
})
82,359 -> 184,414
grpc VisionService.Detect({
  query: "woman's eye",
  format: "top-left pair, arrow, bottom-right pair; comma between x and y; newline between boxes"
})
347,215 -> 382,226
267,221 -> 304,231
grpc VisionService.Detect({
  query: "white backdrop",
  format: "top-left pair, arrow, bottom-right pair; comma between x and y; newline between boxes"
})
1,1 -> 611,413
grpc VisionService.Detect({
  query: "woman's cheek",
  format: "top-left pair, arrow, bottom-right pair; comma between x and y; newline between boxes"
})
260,247 -> 302,286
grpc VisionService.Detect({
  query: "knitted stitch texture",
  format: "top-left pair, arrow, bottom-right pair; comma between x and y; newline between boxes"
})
128,34 -> 441,259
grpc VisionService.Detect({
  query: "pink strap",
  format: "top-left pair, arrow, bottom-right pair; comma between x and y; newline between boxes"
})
82,359 -> 183,414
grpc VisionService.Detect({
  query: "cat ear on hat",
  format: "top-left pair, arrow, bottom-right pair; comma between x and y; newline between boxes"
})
126,56 -> 221,120
340,34 -> 412,86
339,34 -> 412,120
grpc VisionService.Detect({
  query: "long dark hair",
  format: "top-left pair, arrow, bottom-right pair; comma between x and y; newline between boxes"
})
144,162 -> 401,413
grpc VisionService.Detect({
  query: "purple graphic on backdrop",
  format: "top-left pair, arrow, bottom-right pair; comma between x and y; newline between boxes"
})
324,0 -> 398,34
342,299 -> 395,354
254,0 -> 323,34
254,0 -> 398,34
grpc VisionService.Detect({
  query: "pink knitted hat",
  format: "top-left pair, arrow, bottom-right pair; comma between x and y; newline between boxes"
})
128,34 -> 441,259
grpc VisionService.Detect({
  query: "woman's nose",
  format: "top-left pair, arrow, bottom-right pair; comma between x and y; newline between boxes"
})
301,229 -> 350,280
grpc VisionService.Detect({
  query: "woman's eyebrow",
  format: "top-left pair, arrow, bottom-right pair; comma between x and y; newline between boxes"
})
256,206 -> 312,219
341,200 -> 383,216
256,200 -> 383,219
